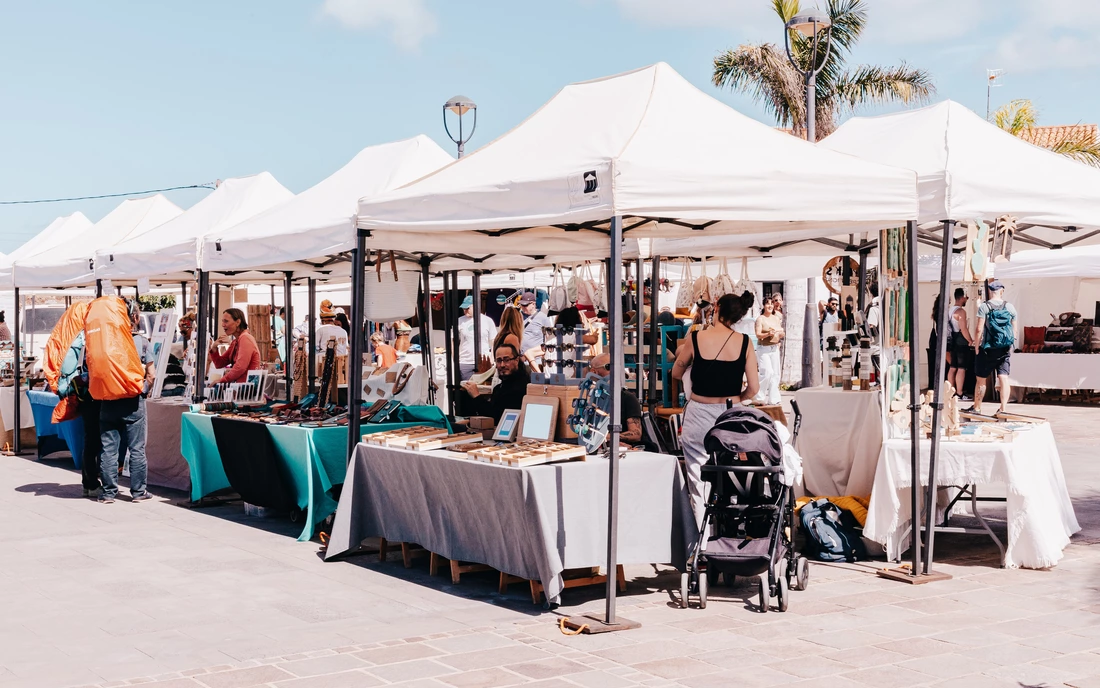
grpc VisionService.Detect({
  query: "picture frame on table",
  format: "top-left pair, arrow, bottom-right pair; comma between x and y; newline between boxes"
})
491,409 -> 523,442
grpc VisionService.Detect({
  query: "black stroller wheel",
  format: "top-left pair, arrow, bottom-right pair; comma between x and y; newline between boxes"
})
777,575 -> 789,612
796,557 -> 810,591
679,572 -> 690,609
698,569 -> 708,609
757,575 -> 769,613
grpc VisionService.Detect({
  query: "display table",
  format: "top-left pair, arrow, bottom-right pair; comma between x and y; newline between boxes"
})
794,387 -> 883,497
865,423 -> 1080,569
1006,352 -> 1100,391
1,385 -> 35,431
180,409 -> 450,542
27,390 -> 80,463
325,446 -> 694,604
146,399 -> 191,491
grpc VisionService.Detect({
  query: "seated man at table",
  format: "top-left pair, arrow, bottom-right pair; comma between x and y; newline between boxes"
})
589,353 -> 656,451
460,343 -> 530,423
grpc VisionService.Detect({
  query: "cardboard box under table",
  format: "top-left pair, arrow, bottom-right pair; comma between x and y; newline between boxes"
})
180,407 -> 450,541
325,444 -> 695,604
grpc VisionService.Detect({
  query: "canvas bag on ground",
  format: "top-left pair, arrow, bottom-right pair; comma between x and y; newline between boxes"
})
712,257 -> 736,300
548,267 -> 570,313
675,260 -> 695,315
84,296 -> 144,401
693,258 -> 714,306
364,251 -> 419,322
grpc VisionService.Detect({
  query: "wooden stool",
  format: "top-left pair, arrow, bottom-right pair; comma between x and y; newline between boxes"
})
429,552 -> 492,583
500,565 -> 627,605
399,542 -> 429,568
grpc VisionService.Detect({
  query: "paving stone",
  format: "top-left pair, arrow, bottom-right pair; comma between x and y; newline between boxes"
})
194,665 -> 295,688
276,653 -> 368,677
274,670 -> 383,688
436,645 -> 551,672
961,641 -> 1059,666
366,659 -> 457,683
504,657 -> 590,679
873,637 -> 956,658
766,654 -> 855,678
840,666 -> 932,687
437,667 -> 526,688
354,643 -> 444,665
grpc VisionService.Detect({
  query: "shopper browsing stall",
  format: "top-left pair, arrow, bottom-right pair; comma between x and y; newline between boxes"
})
458,295 -> 497,380
972,280 -> 1017,415
316,304 -> 349,356
754,296 -> 784,405
460,343 -> 530,423
947,288 -> 973,398
672,292 -> 760,525
370,331 -> 398,368
519,291 -> 553,360
208,308 -> 260,385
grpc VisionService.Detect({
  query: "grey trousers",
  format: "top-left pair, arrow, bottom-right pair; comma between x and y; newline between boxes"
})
679,400 -> 734,528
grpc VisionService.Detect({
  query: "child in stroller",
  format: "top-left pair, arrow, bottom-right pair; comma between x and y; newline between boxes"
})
680,405 -> 809,611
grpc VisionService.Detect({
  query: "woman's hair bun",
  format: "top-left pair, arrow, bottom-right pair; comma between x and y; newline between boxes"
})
739,291 -> 755,309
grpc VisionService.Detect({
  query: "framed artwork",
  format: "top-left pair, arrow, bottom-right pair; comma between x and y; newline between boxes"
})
148,310 -> 178,399
492,409 -> 522,442
519,396 -> 558,441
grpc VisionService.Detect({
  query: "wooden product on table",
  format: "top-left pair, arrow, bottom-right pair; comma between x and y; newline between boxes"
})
467,440 -> 587,467
364,425 -> 450,447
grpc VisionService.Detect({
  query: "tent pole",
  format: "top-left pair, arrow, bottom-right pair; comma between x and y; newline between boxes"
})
283,273 -> 293,403
449,271 -> 461,404
96,279 -> 103,299
858,250 -> 868,313
419,259 -> 434,406
605,216 -> 623,625
635,257 -> 644,401
346,233 -> 366,463
472,272 -> 483,379
648,255 -> 660,414
181,282 -> 187,312
12,287 -> 21,454
923,220 -> 956,574
308,277 -> 317,396
193,270 -> 209,402
905,220 -> 923,576
441,272 -> 456,418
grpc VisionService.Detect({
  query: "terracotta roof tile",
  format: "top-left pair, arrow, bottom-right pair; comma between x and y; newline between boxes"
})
1019,124 -> 1097,148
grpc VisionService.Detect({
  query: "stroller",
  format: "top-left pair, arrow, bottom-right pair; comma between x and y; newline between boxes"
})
680,405 -> 808,612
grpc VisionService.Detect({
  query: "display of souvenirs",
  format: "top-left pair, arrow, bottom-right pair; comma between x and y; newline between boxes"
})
405,431 -> 484,450
364,425 -> 450,447
466,440 -> 587,467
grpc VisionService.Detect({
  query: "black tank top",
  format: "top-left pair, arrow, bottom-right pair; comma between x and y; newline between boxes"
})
690,329 -> 749,399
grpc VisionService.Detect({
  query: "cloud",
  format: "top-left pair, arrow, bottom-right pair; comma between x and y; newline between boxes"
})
990,0 -> 1100,73
320,0 -> 438,51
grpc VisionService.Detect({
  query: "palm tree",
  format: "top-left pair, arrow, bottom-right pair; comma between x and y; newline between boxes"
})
713,0 -> 934,140
992,98 -> 1100,168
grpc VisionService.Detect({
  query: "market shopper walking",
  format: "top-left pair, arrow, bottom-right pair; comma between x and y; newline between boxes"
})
97,298 -> 155,504
754,295 -> 784,405
458,294 -> 496,380
672,292 -> 760,526
972,280 -> 1017,415
948,288 -> 973,398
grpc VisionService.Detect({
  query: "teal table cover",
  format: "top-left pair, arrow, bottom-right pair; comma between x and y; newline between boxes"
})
180,406 -> 450,541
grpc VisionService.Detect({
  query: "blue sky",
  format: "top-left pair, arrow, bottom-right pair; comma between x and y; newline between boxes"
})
1,0 -> 1096,253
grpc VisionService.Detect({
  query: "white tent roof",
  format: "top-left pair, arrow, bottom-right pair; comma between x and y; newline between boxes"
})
916,252 -> 997,282
0,212 -> 95,289
355,63 -> 918,257
201,136 -> 453,272
994,246 -> 1100,279
14,195 -> 183,288
95,172 -> 292,282
821,100 -> 1100,248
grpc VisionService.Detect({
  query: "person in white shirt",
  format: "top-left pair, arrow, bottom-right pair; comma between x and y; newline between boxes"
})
458,294 -> 497,380
315,306 -> 349,356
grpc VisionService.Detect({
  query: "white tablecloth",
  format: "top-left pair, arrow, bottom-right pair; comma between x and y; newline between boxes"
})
1007,352 -> 1100,390
0,386 -> 34,430
794,387 -> 883,497
865,423 -> 1079,569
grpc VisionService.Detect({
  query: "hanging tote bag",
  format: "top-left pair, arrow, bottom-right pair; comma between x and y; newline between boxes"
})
675,259 -> 695,315
712,257 -> 736,300
592,262 -> 609,314
693,257 -> 714,306
733,257 -> 757,301
548,266 -> 570,314
363,251 -> 420,322
566,263 -> 581,306
573,263 -> 596,312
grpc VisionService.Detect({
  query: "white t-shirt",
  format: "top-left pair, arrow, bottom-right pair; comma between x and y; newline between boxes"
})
458,314 -> 497,365
315,324 -> 349,356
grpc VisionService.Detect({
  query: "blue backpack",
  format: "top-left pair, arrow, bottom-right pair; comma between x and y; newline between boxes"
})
800,498 -> 867,563
983,302 -> 1015,350
57,331 -> 90,401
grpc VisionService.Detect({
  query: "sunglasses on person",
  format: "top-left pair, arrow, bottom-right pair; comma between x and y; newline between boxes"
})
494,355 -> 518,365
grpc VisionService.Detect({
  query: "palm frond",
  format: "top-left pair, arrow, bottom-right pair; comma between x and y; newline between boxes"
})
833,62 -> 936,111
713,43 -> 805,132
1047,131 -> 1100,168
772,0 -> 800,23
992,99 -> 1037,136
825,0 -> 867,56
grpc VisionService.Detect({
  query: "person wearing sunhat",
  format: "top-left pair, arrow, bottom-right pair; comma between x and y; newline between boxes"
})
315,300 -> 349,356
458,294 -> 497,380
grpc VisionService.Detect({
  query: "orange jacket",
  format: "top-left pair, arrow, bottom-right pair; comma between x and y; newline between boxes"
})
42,302 -> 90,423
84,297 -> 144,401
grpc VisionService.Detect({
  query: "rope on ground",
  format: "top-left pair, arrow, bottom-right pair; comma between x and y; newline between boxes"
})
558,618 -> 588,635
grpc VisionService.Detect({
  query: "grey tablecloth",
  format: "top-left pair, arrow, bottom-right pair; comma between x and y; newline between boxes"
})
326,445 -> 694,603
146,399 -> 191,492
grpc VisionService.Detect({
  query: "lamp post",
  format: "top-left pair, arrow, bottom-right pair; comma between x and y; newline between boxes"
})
783,11 -> 833,143
443,95 -> 477,158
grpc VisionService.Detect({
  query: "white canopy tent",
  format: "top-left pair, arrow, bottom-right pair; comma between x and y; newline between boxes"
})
95,172 -> 293,284
0,212 -> 95,290
821,100 -> 1100,248
356,63 -> 917,255
13,195 -> 182,288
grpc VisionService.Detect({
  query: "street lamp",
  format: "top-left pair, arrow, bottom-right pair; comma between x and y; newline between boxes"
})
783,11 -> 833,142
443,95 -> 477,158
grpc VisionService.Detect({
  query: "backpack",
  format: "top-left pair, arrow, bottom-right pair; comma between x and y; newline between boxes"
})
57,330 -> 90,401
983,302 -> 1015,350
799,498 -> 867,562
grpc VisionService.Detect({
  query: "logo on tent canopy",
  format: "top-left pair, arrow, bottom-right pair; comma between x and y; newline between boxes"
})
568,169 -> 602,209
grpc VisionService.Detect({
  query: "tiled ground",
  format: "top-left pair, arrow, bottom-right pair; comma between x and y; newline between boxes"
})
1,400 -> 1098,688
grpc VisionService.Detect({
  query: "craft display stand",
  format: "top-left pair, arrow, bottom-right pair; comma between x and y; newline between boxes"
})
531,324 -> 589,385
364,425 -> 450,447
466,440 -> 587,466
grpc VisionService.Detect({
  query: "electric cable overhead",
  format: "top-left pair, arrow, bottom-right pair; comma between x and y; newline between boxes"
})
0,182 -> 217,205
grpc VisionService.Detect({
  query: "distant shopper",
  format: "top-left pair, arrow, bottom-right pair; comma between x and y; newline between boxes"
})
972,280 -> 1017,415
316,305 -> 349,357
518,291 -> 553,359
947,288 -> 973,398
458,294 -> 497,380
0,311 -> 10,342
819,295 -> 839,335
370,331 -> 398,368
754,296 -> 784,405
98,299 -> 155,504
208,308 -> 260,385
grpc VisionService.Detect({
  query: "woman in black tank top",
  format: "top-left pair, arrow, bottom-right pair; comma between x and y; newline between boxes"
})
673,292 -> 761,528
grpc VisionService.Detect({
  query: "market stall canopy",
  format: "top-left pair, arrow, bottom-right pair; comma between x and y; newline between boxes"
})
355,62 -> 918,257
201,136 -> 452,273
0,212 -> 94,289
994,245 -> 1100,279
821,100 -> 1100,248
13,195 -> 182,288
95,172 -> 292,282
